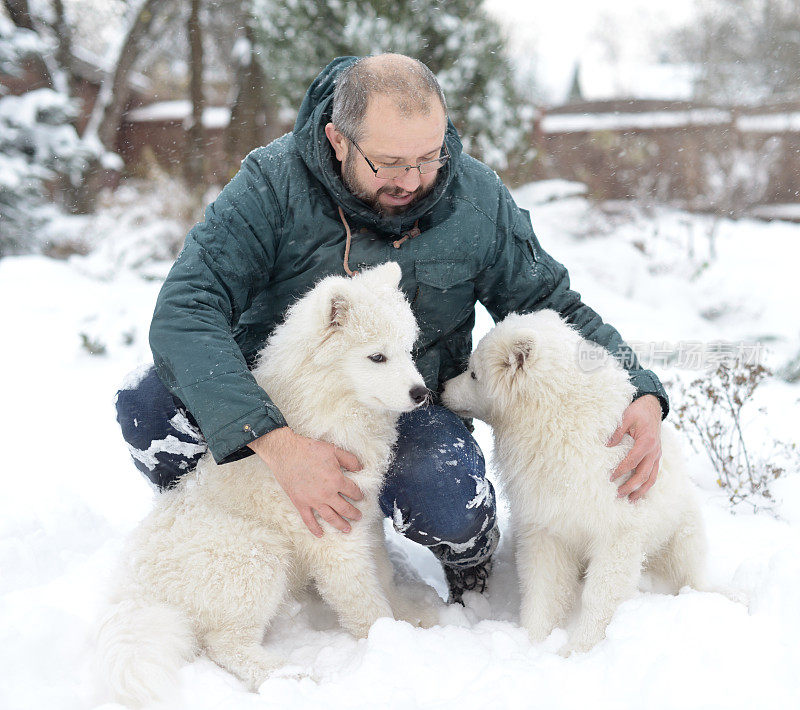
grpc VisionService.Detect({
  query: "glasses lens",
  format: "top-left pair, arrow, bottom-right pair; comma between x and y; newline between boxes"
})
372,153 -> 449,179
374,166 -> 409,180
419,156 -> 449,175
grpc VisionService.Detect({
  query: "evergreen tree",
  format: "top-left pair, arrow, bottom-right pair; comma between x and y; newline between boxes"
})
566,62 -> 583,104
249,0 -> 532,169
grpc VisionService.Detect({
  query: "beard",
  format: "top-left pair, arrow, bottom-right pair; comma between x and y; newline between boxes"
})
341,149 -> 437,216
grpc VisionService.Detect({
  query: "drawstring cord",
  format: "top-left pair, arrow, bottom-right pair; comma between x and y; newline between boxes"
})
392,222 -> 420,249
338,206 -> 421,276
338,206 -> 358,276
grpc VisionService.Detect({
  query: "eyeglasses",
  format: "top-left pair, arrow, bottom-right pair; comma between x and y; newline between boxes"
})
349,139 -> 450,180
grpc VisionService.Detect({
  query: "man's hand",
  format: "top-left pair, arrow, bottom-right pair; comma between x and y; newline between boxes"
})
607,394 -> 663,502
248,427 -> 364,537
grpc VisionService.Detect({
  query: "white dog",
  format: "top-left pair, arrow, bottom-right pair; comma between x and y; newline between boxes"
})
97,262 -> 432,706
442,310 -> 709,655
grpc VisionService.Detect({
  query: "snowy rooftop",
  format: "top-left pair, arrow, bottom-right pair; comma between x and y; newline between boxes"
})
540,107 -> 800,134
540,109 -> 731,134
126,100 -> 231,129
736,113 -> 800,133
70,45 -> 150,93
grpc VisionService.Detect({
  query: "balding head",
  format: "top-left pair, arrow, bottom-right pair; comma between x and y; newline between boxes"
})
332,54 -> 447,142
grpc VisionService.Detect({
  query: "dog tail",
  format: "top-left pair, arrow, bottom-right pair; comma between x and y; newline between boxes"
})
95,598 -> 196,707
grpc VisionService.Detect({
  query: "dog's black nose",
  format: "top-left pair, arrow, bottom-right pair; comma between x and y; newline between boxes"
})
409,385 -> 429,405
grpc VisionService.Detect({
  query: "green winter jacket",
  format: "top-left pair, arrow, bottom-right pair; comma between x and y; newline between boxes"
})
150,56 -> 668,464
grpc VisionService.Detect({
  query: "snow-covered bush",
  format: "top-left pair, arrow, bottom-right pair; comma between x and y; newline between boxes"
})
0,13 -> 44,75
0,18 -> 105,257
66,164 -> 208,280
0,87 -> 103,256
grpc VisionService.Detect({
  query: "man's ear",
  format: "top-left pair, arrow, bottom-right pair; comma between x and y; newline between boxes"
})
325,122 -> 348,163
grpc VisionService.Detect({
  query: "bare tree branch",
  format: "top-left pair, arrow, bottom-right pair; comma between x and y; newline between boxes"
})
50,0 -> 78,96
226,19 -> 278,178
2,0 -> 35,30
69,0 -> 173,213
84,0 -> 168,150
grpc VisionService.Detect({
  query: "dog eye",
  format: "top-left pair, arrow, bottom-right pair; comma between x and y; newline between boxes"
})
369,353 -> 387,363
470,370 -> 477,380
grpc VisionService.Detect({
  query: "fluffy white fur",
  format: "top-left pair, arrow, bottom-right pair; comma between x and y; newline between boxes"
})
442,310 -> 709,655
97,262 -> 434,706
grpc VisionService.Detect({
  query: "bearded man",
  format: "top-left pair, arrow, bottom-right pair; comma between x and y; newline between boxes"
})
116,54 -> 668,604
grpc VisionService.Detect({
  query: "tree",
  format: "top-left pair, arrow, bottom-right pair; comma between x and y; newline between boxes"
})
183,0 -> 205,186
670,0 -> 800,105
77,0 -> 174,211
225,18 -> 281,179
249,0 -> 533,170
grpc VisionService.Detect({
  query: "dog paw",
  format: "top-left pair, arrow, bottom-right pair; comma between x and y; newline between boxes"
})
523,621 -> 556,645
713,584 -> 750,607
557,642 -> 574,658
257,665 -> 316,692
349,625 -> 372,639
400,604 -> 439,629
343,617 -> 382,639
560,633 -> 599,657
267,665 -> 315,682
391,596 -> 439,629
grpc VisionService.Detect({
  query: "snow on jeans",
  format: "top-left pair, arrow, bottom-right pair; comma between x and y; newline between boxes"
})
115,366 -> 499,569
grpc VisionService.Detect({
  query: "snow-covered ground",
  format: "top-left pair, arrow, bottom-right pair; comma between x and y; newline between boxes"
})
1,182 -> 799,709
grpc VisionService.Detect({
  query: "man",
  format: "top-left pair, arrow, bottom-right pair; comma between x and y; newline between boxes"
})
116,54 -> 668,604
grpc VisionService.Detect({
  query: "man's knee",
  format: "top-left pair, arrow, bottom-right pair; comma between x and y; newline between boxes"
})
381,404 -> 496,546
114,365 -> 207,489
115,368 -> 157,450
390,405 -> 486,480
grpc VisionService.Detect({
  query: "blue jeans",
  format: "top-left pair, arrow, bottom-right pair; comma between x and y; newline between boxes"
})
115,367 -> 498,568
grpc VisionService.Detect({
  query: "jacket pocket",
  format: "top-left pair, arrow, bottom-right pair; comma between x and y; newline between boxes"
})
513,207 -> 542,265
413,259 -> 475,345
415,259 -> 473,290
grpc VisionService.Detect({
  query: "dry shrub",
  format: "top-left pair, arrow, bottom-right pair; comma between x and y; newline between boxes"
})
673,361 -> 796,513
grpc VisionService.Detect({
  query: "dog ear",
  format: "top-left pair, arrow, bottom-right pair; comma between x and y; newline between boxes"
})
505,334 -> 535,372
328,291 -> 351,328
357,261 -> 402,289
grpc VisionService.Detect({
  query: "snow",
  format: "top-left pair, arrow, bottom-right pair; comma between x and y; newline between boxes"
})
126,433 -> 206,473
736,113 -> 800,134
465,475 -> 492,510
540,109 -> 731,134
750,204 -> 800,223
2,182 -> 799,709
232,36 -> 252,68
126,100 -> 231,129
69,44 -> 151,93
538,108 -> 800,138
513,179 -> 588,204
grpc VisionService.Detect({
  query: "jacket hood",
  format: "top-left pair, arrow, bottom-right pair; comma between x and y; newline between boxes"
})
293,56 -> 463,235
